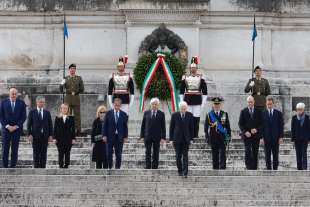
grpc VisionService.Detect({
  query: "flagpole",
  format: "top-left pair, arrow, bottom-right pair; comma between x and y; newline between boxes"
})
252,14 -> 256,79
63,14 -> 66,103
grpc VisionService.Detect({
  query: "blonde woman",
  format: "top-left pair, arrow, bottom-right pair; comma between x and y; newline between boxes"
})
91,105 -> 108,169
53,103 -> 75,168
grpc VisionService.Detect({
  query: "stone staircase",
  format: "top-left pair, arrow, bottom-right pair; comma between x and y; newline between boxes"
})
2,136 -> 309,207
0,136 -> 298,170
1,169 -> 310,206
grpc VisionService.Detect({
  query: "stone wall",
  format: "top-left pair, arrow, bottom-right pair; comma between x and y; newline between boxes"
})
0,0 -> 310,135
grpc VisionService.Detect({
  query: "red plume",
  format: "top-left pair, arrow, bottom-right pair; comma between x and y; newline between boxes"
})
192,56 -> 199,65
123,55 -> 128,64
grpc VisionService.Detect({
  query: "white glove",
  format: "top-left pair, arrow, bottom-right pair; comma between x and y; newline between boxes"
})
108,95 -> 113,109
179,95 -> 184,102
202,95 -> 207,106
61,79 -> 66,85
249,81 -> 255,87
129,95 -> 135,107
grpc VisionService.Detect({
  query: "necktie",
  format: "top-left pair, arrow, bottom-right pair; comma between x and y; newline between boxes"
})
152,111 -> 156,119
11,101 -> 15,112
39,108 -> 43,120
269,110 -> 272,118
115,111 -> 119,124
250,108 -> 253,118
181,113 -> 185,119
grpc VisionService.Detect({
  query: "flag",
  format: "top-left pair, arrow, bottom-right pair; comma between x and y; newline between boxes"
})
251,15 -> 257,41
64,15 -> 69,39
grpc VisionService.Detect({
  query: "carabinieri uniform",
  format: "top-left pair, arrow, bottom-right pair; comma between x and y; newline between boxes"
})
179,56 -> 207,139
108,56 -> 134,115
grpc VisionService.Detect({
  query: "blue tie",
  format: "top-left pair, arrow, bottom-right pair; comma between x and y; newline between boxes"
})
115,111 -> 119,124
11,101 -> 15,112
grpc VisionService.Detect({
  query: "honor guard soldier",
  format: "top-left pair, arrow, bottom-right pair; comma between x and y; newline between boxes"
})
108,55 -> 134,115
245,66 -> 271,111
204,97 -> 231,169
180,56 -> 208,139
60,64 -> 84,136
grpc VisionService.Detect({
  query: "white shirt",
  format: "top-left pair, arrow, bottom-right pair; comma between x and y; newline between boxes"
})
268,108 -> 274,116
114,110 -> 119,134
37,107 -> 43,119
62,115 -> 67,123
152,110 -> 157,117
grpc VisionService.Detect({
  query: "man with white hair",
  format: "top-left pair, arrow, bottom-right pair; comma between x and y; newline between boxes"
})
0,87 -> 26,168
140,98 -> 166,169
169,101 -> 194,177
238,95 -> 263,170
179,56 -> 207,139
291,102 -> 310,170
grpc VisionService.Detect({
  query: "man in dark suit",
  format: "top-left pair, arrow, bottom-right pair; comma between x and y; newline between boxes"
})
169,101 -> 194,177
140,97 -> 166,169
0,87 -> 26,168
27,96 -> 53,168
291,102 -> 310,170
262,96 -> 284,170
238,95 -> 263,170
103,98 -> 128,169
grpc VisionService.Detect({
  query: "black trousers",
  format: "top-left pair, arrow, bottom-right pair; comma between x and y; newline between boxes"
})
57,144 -> 72,168
210,138 -> 226,169
244,138 -> 260,170
32,135 -> 48,168
264,141 -> 279,170
295,140 -> 308,170
144,139 -> 160,169
173,141 -> 190,176
107,134 -> 124,169
193,117 -> 200,138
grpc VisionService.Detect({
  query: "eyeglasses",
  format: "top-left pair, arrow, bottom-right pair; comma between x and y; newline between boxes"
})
99,112 -> 106,114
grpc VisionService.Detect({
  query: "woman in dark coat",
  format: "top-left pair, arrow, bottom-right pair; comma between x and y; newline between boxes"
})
54,103 -> 76,168
91,105 -> 108,169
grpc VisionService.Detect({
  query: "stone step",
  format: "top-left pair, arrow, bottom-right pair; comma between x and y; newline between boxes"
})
12,147 -> 299,155
9,158 -> 298,170
9,152 -> 298,162
1,199 -> 309,207
0,170 -> 309,206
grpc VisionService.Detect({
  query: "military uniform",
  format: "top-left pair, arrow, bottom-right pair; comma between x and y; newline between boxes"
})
108,55 -> 134,115
60,75 -> 84,134
180,73 -> 207,138
204,98 -> 231,169
245,78 -> 270,111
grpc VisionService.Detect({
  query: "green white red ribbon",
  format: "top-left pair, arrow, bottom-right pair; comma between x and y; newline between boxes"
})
139,54 -> 179,112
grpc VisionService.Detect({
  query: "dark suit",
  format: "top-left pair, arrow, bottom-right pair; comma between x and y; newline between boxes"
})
238,107 -> 263,170
291,114 -> 310,170
169,111 -> 194,176
0,98 -> 26,168
27,108 -> 53,168
140,110 -> 166,169
205,110 -> 231,169
54,116 -> 75,168
103,109 -> 128,169
262,109 -> 284,170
